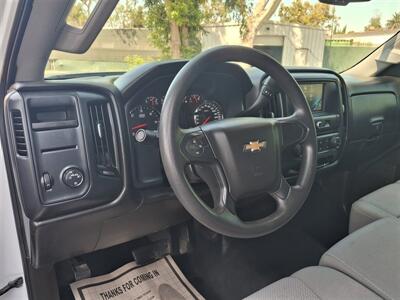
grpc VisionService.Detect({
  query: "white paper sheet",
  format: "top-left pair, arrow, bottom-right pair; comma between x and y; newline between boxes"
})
70,255 -> 204,300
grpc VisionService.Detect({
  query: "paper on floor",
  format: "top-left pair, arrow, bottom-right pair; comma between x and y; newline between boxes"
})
70,255 -> 204,300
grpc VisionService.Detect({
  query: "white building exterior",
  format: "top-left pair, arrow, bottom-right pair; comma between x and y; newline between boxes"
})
203,22 -> 326,67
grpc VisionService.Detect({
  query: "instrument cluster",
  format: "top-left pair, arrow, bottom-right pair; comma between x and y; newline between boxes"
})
128,94 -> 224,143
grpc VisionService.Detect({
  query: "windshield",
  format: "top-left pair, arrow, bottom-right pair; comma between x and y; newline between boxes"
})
45,0 -> 400,77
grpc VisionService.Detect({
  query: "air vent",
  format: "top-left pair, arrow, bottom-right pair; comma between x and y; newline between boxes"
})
88,102 -> 117,176
11,110 -> 28,156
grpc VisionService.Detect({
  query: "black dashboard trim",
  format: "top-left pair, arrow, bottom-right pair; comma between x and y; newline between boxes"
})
5,81 -> 133,222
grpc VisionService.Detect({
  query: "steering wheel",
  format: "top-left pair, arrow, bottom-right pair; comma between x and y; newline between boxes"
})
159,46 -> 317,238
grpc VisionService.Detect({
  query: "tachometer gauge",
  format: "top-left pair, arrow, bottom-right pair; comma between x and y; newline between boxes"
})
129,105 -> 160,132
193,101 -> 224,126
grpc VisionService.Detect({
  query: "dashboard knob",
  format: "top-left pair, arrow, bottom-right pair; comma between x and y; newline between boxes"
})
62,167 -> 84,188
135,129 -> 147,142
41,172 -> 53,191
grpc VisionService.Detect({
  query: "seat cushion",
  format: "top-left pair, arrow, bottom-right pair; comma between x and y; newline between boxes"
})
320,217 -> 400,300
244,266 -> 381,300
350,181 -> 400,232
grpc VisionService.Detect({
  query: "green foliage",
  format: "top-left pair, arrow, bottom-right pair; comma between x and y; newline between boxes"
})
279,0 -> 338,29
386,12 -> 400,30
364,15 -> 382,32
107,0 -> 145,29
67,0 -> 98,28
202,0 -> 250,34
143,0 -> 258,58
124,55 -> 146,67
67,2 -> 88,28
145,0 -> 171,57
145,0 -> 206,59
334,25 -> 347,34
223,0 -> 250,37
203,0 -> 232,24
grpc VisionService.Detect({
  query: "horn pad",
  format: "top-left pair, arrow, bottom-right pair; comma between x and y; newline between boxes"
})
202,118 -> 281,200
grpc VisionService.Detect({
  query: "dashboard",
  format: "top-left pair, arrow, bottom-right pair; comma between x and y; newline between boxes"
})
122,64 -> 251,187
6,59 -> 400,269
265,72 -> 346,172
123,66 -> 347,188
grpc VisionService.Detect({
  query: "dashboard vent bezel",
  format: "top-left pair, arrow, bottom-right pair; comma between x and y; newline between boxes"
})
11,110 -> 28,157
88,101 -> 118,176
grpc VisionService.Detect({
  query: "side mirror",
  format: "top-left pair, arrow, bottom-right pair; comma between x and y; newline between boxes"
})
319,0 -> 370,5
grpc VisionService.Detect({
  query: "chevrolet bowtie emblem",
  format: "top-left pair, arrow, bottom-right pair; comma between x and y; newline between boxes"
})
243,140 -> 267,152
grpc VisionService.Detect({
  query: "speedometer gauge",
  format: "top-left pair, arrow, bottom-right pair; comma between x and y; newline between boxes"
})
129,105 -> 160,132
193,101 -> 224,126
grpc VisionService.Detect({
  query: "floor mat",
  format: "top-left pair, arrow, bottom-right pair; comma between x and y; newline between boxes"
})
70,256 -> 204,300
175,222 -> 327,300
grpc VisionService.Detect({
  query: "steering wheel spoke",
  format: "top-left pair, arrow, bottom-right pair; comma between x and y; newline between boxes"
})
270,176 -> 291,203
193,163 -> 237,216
276,114 -> 308,148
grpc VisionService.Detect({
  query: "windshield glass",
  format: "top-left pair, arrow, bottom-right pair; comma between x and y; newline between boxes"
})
45,0 -> 400,77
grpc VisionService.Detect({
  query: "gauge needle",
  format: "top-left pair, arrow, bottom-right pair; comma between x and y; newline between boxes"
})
132,123 -> 148,130
202,116 -> 212,125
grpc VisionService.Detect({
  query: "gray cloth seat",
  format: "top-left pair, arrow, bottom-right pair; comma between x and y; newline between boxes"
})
244,266 -> 382,300
349,181 -> 400,232
320,217 -> 400,300
246,218 -> 400,299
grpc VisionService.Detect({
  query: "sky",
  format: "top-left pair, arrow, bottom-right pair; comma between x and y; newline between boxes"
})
272,0 -> 400,32
334,0 -> 400,31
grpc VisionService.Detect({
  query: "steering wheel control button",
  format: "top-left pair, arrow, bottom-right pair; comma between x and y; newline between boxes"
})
183,132 -> 213,161
62,167 -> 84,188
41,172 -> 53,191
262,88 -> 273,98
185,138 -> 205,157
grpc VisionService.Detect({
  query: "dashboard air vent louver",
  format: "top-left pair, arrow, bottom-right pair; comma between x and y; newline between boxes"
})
88,102 -> 117,176
12,110 -> 28,156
